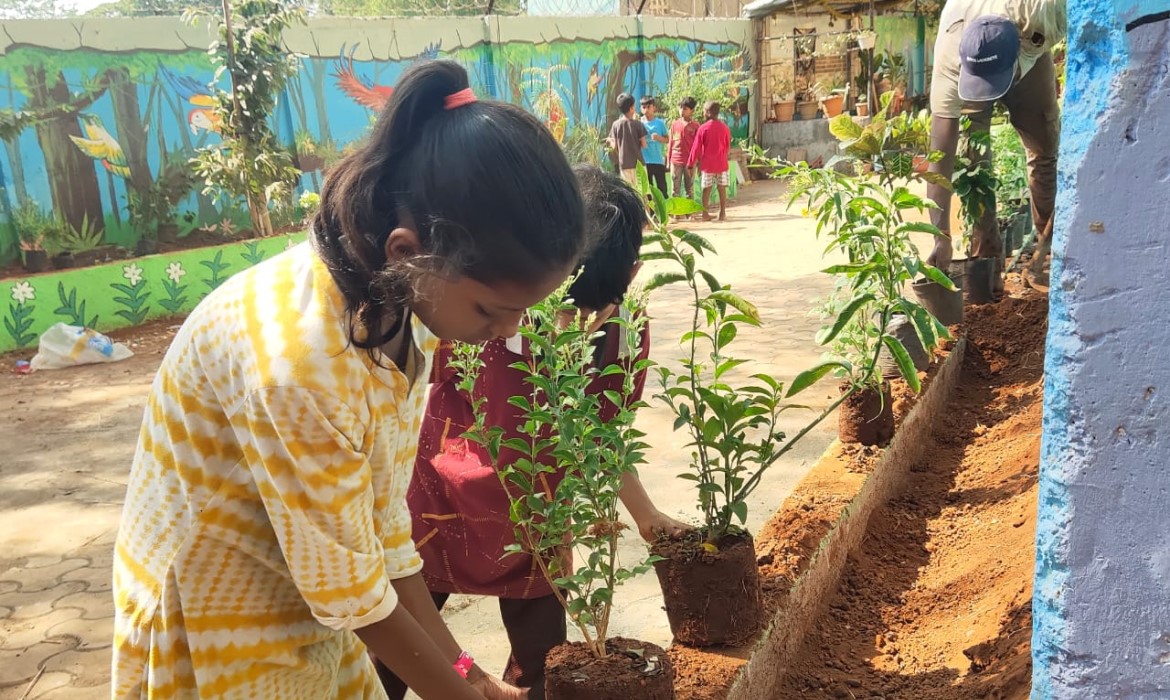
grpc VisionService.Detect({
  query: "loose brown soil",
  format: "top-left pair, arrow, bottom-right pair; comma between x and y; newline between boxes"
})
777,286 -> 1046,699
545,637 -> 674,700
652,531 -> 762,648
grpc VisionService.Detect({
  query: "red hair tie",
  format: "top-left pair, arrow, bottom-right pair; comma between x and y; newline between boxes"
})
444,88 -> 477,110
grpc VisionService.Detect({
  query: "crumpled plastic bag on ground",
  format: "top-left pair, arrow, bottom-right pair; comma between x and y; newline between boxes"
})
30,323 -> 134,370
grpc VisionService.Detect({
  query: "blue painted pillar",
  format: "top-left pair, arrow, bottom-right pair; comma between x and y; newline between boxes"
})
1032,1 -> 1170,697
914,15 -> 926,96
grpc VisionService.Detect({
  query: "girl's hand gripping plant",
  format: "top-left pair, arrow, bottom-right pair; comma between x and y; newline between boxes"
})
451,284 -> 676,698
635,162 -> 851,646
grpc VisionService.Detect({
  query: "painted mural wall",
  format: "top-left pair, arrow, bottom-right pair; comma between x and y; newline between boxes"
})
0,15 -> 754,264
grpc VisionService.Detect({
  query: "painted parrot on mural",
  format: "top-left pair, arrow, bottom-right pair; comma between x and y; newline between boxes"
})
159,66 -> 222,135
333,41 -> 443,112
69,114 -> 131,178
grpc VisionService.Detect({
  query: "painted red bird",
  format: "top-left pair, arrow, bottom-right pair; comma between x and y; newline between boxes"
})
333,42 -> 442,112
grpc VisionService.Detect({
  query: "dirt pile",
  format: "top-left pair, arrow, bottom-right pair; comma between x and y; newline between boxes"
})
777,287 -> 1046,699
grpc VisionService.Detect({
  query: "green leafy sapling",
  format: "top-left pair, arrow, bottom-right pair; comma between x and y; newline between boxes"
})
452,286 -> 659,660
781,162 -> 953,395
636,163 -> 845,547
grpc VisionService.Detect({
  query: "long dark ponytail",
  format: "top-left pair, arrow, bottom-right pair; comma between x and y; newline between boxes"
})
313,59 -> 585,351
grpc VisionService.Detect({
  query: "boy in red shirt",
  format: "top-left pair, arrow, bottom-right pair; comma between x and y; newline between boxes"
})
667,96 -> 699,200
687,100 -> 732,221
379,165 -> 686,700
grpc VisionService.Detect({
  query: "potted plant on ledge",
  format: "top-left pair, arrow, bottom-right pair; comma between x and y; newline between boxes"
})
637,165 -> 847,645
782,163 -> 953,445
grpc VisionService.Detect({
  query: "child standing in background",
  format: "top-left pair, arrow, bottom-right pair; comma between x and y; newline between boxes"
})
640,96 -> 670,195
382,165 -> 687,700
607,92 -> 647,186
688,100 -> 732,222
668,96 -> 699,201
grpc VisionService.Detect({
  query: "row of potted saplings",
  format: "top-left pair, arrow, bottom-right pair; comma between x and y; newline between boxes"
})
448,162 -> 959,699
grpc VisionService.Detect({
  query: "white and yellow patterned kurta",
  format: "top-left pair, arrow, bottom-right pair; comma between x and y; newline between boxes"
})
112,243 -> 438,699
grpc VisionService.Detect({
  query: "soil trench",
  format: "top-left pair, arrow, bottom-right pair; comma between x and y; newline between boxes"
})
777,284 -> 1047,699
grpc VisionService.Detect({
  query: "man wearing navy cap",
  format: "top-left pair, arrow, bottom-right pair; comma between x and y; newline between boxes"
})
924,0 -> 1067,294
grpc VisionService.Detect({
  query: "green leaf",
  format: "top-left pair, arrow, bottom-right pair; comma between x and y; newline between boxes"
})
707,290 -> 759,322
666,197 -> 706,217
881,335 -> 921,392
896,221 -> 945,236
828,113 -> 864,141
652,186 -> 669,227
640,250 -> 676,263
717,323 -> 738,349
636,162 -> 652,200
698,270 -> 722,293
786,361 -> 850,397
730,500 -> 748,524
822,293 -> 875,345
644,272 -> 687,291
920,264 -> 958,291
676,230 -> 716,254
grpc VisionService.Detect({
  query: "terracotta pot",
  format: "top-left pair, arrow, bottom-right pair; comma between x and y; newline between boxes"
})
839,382 -> 895,446
772,100 -> 795,122
651,530 -> 761,647
856,101 -> 869,117
796,101 -> 820,121
545,638 -> 674,700
822,94 -> 845,118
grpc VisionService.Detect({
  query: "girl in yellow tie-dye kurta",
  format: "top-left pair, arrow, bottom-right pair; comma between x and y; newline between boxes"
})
111,59 -> 586,700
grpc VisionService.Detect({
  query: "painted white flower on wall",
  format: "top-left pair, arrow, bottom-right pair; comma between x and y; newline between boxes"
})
10,281 -> 35,305
123,263 -> 144,287
166,262 -> 186,283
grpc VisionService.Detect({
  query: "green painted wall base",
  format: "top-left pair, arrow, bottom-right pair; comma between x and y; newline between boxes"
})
2,233 -> 306,354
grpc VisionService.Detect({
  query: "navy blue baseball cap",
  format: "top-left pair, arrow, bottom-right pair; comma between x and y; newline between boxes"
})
958,15 -> 1022,102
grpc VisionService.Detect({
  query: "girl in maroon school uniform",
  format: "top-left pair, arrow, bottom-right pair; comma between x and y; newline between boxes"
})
378,165 -> 687,699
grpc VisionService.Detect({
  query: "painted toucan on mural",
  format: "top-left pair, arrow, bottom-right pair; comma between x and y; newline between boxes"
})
333,41 -> 443,112
69,114 -> 131,178
159,66 -> 222,135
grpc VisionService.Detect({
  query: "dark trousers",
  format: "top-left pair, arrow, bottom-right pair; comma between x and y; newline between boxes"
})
376,591 -> 566,700
646,163 -> 669,196
966,51 -> 1059,270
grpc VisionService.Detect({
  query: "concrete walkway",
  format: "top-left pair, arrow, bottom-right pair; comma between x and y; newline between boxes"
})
0,179 -> 845,698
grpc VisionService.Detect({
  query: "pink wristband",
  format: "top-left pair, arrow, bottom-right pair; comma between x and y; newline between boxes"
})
453,651 -> 474,679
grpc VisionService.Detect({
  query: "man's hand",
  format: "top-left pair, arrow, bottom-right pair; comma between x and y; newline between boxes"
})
468,666 -> 527,700
925,237 -> 953,273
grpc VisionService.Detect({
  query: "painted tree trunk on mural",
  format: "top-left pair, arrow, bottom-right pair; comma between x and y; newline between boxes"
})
5,84 -> 28,206
25,66 -> 105,235
109,67 -> 151,196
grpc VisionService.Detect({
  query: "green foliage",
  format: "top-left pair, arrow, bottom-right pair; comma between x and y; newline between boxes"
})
454,285 -> 658,660
57,214 -> 104,254
0,0 -> 72,19
637,163 -> 832,544
240,240 -> 267,266
4,302 -> 37,348
828,108 -> 948,190
54,282 -> 99,328
561,123 -> 606,168
657,51 -> 754,122
128,159 -> 199,242
186,0 -> 304,237
781,162 -> 945,395
782,163 -> 952,394
952,116 -> 998,248
991,125 -> 1028,218
86,0 -> 222,16
12,202 -> 54,251
318,0 -> 522,16
200,249 -> 231,290
110,277 -> 151,325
